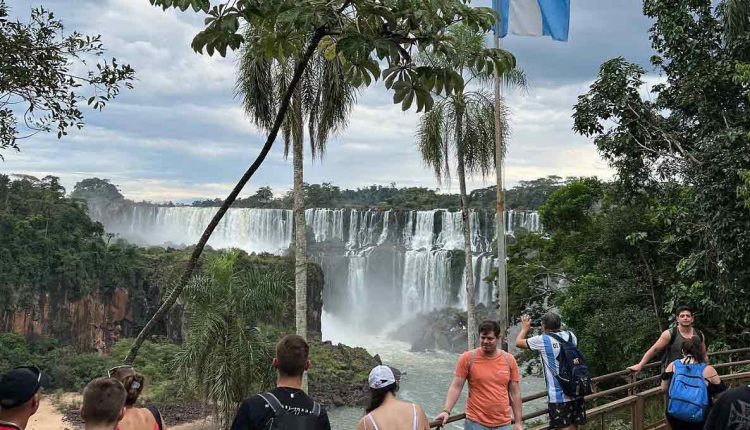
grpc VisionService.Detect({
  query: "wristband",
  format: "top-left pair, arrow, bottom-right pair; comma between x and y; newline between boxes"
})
441,409 -> 451,415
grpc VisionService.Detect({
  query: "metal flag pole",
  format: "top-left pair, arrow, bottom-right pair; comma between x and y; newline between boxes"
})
493,30 -> 509,343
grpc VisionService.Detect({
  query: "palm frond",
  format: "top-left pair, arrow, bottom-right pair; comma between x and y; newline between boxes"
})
236,26 -> 276,130
416,100 -> 449,182
311,55 -> 358,158
461,91 -> 503,177
176,252 -> 290,430
724,0 -> 750,43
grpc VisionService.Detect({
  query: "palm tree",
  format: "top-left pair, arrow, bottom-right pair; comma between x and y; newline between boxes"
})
416,25 -> 523,349
174,251 -> 292,429
236,33 -> 357,349
723,0 -> 749,42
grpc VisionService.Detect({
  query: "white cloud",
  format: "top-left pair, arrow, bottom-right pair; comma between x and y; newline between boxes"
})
4,0 -> 653,202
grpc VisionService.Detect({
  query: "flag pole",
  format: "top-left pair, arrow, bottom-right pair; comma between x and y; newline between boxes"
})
493,32 -> 509,345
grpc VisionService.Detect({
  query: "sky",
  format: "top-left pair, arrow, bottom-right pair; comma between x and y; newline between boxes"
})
3,0 -> 656,202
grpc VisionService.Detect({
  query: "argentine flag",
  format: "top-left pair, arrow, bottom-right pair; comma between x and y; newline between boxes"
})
492,0 -> 570,42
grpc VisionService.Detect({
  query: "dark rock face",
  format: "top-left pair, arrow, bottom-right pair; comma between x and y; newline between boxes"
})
392,304 -> 497,353
306,263 -> 324,335
308,339 -> 380,408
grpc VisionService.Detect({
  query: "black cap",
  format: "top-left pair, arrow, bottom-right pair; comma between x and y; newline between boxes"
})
0,367 -> 41,408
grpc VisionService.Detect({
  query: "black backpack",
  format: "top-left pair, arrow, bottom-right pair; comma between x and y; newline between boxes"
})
258,392 -> 321,430
547,332 -> 593,398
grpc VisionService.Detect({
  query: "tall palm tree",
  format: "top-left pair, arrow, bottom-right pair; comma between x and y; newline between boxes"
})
416,25 -> 523,349
236,34 -> 357,348
174,251 -> 292,429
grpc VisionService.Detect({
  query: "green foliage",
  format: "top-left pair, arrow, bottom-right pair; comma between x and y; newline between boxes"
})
175,251 -> 292,429
111,338 -> 187,404
509,180 -> 689,374
150,0 -> 514,112
0,1 -> 134,154
191,180 -> 557,211
70,178 -> 125,203
539,178 -> 602,232
0,175 -> 148,310
0,334 -> 187,402
470,176 -> 566,210
307,338 -> 374,384
568,0 -> 750,359
740,169 -> 750,210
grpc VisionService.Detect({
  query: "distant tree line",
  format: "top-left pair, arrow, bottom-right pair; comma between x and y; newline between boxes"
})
186,176 -> 567,211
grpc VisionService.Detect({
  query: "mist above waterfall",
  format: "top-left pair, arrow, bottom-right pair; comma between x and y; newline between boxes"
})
89,203 -> 542,330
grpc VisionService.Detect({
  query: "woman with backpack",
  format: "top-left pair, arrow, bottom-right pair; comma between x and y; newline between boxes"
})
108,365 -> 167,430
661,339 -> 725,430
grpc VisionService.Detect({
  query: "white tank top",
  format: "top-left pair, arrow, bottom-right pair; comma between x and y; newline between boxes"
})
366,403 -> 418,430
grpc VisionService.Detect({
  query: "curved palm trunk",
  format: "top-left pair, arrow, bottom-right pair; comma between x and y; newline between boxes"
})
124,29 -> 326,364
457,110 -> 477,350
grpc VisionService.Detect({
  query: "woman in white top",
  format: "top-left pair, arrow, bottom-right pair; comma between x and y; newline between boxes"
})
357,365 -> 430,430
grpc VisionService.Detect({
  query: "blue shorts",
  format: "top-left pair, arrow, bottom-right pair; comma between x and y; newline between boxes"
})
464,418 -> 512,430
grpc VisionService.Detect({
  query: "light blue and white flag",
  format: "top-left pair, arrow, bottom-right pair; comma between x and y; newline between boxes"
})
491,0 -> 570,42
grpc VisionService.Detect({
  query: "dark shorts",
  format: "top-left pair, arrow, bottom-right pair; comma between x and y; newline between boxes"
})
548,398 -> 587,429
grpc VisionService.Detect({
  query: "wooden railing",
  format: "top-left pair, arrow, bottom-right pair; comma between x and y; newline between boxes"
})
429,347 -> 750,429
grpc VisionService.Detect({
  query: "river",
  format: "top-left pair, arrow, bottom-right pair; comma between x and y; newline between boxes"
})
321,313 -> 548,429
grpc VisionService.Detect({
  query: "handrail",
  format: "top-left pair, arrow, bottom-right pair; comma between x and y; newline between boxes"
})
428,347 -> 750,428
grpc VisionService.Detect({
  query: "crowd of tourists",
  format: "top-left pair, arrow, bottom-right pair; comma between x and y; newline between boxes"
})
1,306 -> 748,430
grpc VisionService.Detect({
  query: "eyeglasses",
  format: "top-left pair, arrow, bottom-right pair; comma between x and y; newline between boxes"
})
108,365 -> 134,378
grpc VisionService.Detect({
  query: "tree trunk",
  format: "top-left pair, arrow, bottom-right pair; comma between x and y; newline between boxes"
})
292,88 -> 308,392
124,29 -> 326,364
457,110 -> 477,350
293,90 -> 307,342
493,34 -> 508,342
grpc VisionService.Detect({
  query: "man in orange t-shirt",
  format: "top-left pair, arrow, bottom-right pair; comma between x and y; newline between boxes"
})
436,320 -> 523,430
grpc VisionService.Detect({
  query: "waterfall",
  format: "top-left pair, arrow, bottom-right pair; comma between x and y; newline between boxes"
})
401,249 -> 453,315
88,203 -> 541,325
404,210 -> 436,250
458,254 -> 497,309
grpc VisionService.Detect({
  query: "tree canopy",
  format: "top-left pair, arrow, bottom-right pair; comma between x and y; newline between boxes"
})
0,1 -> 134,155
150,0 -> 515,112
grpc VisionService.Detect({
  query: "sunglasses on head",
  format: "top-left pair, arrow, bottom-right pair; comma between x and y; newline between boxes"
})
108,365 -> 134,378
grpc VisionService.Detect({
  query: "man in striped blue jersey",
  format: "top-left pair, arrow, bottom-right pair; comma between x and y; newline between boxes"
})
515,313 -> 586,430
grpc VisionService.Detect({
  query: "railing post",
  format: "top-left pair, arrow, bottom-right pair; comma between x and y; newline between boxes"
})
628,373 -> 636,396
633,395 -> 645,430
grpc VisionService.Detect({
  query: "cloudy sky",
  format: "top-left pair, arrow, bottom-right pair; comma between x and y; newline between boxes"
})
3,0 -> 655,202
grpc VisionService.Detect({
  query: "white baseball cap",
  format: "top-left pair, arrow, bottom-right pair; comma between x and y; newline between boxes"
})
368,365 -> 400,389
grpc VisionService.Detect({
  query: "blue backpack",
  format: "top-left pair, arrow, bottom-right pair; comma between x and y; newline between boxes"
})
667,360 -> 709,422
547,332 -> 593,398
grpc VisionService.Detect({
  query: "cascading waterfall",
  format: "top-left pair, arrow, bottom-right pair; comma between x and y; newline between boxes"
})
88,203 -> 542,326
458,254 -> 497,309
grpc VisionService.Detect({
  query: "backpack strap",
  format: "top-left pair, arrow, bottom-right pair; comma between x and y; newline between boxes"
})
696,328 -> 705,344
311,401 -> 321,416
467,348 -> 479,375
546,332 -> 569,344
468,348 -> 513,386
258,392 -> 285,415
145,405 -> 163,430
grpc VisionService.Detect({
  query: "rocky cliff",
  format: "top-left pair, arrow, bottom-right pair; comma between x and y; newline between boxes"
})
2,251 -> 325,354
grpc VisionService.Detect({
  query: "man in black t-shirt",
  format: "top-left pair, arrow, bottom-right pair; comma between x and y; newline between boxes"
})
704,386 -> 750,430
231,335 -> 331,430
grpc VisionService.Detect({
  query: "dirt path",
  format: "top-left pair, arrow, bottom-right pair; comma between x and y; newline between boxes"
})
26,397 -> 72,430
25,395 -> 213,430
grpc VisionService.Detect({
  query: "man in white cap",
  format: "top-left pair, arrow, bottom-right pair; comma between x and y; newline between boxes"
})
358,365 -> 430,430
